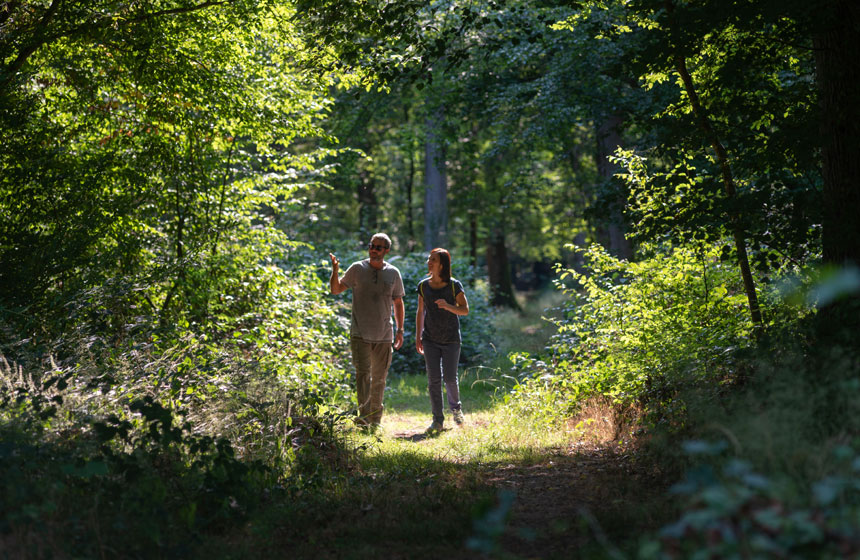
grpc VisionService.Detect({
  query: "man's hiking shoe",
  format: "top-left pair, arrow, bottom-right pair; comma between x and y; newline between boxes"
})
452,409 -> 465,426
426,421 -> 443,435
362,423 -> 381,435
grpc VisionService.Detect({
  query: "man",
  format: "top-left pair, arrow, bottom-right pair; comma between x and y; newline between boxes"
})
330,233 -> 405,430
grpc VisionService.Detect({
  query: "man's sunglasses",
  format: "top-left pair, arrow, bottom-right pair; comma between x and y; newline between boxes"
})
368,243 -> 389,251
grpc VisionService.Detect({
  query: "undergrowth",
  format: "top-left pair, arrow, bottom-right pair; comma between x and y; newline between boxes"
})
502,241 -> 860,558
5,235 -> 857,558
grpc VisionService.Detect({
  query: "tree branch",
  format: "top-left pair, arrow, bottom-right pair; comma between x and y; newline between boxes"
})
128,1 -> 232,23
0,0 -> 61,92
0,1 -> 22,27
1,0 -> 233,94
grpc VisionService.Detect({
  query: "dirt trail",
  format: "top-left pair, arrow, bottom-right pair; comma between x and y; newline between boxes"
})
378,379 -> 673,559
485,442 -> 672,559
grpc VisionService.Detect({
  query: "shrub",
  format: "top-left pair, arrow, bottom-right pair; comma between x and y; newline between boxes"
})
506,242 -> 765,432
640,441 -> 860,560
0,362 -> 273,558
0,251 -> 358,556
548,242 -> 756,427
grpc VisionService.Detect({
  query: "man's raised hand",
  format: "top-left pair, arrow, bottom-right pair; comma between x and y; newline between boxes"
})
329,253 -> 347,295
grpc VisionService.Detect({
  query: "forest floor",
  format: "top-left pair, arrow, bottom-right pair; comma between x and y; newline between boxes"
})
233,381 -> 674,558
348,374 -> 676,560
215,294 -> 676,559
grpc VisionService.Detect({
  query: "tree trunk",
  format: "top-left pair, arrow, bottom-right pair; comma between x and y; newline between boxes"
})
596,114 -> 632,260
469,212 -> 478,268
482,159 -> 520,310
357,170 -> 378,238
404,105 -> 417,252
406,141 -> 416,251
674,54 -> 763,328
814,0 -> 860,269
665,0 -> 763,329
486,227 -> 520,310
811,0 -> 860,338
424,105 -> 448,250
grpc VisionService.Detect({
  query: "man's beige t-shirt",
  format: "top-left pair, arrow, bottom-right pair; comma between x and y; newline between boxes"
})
341,259 -> 405,343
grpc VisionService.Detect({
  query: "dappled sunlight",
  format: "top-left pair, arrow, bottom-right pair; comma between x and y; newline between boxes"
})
339,374 -> 671,560
487,290 -> 565,367
2,0 -> 854,557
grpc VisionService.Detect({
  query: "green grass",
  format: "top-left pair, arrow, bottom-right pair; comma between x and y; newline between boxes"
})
217,371 -> 585,559
347,289 -> 569,467
209,345 -> 589,559
363,369 -> 576,466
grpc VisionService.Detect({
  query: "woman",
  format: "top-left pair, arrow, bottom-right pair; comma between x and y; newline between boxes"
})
415,248 -> 469,434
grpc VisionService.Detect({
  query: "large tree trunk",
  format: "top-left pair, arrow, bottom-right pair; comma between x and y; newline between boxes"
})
814,0 -> 860,269
483,160 -> 520,310
486,227 -> 520,310
811,0 -> 860,337
424,105 -> 448,250
596,114 -> 632,260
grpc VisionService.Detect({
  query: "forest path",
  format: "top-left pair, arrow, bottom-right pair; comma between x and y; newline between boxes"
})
361,374 -> 671,559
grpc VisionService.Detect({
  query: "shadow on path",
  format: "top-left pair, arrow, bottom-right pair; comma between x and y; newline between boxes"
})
390,428 -> 453,442
483,441 -> 673,559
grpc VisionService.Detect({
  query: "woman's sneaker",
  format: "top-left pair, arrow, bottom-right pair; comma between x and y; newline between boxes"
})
452,409 -> 465,426
426,421 -> 443,435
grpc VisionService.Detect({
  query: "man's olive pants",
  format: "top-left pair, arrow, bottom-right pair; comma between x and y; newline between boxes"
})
350,337 -> 393,426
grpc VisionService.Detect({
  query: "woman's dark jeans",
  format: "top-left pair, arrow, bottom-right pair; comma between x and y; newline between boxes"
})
422,338 -> 461,424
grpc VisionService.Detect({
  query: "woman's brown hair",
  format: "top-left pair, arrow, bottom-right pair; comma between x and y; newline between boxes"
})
430,248 -> 451,282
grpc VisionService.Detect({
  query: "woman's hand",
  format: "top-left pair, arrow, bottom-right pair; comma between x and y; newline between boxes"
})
416,337 -> 424,355
434,293 -> 469,316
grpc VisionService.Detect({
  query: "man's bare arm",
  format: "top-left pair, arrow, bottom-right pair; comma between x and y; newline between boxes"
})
330,253 -> 348,295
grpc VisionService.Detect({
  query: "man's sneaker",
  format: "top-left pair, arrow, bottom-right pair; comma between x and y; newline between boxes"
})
365,422 -> 379,433
425,421 -> 443,435
452,409 -> 465,426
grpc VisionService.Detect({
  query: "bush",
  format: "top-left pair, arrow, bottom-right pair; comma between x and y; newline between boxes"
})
640,441 -> 860,560
0,251 -> 358,556
536,242 -> 756,429
0,364 -> 273,558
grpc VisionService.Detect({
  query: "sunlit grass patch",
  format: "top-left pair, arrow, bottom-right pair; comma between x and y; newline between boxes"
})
350,372 -> 577,469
